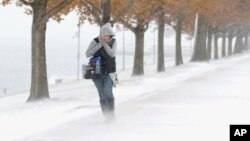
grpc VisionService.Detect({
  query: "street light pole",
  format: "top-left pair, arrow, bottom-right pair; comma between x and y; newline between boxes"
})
153,28 -> 156,64
123,26 -> 125,70
77,21 -> 81,80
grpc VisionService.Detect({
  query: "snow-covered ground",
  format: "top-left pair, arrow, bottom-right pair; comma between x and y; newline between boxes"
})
1,52 -> 250,141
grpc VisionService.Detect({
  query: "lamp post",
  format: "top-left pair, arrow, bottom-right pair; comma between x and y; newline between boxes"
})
123,26 -> 125,70
77,21 -> 81,80
153,27 -> 157,64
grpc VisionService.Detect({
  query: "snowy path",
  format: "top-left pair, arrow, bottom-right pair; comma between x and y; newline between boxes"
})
18,53 -> 250,141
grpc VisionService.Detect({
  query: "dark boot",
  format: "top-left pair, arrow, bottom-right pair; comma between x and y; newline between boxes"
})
100,100 -> 109,116
107,98 -> 115,112
100,99 -> 116,124
106,98 -> 115,122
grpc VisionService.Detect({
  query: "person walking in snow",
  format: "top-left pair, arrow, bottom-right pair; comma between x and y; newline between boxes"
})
85,23 -> 118,123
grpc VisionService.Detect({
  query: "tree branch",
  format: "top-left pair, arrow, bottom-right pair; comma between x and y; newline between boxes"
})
43,0 -> 73,23
119,18 -> 135,33
139,5 -> 161,27
80,0 -> 102,25
19,0 -> 33,7
85,0 -> 101,14
112,0 -> 134,24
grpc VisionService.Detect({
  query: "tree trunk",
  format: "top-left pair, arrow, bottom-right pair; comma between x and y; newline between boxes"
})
234,33 -> 240,54
234,30 -> 243,54
222,31 -> 226,57
175,16 -> 183,66
206,25 -> 213,60
239,33 -> 244,52
132,28 -> 145,76
213,28 -> 219,60
191,13 -> 208,61
157,15 -> 165,72
228,35 -> 233,56
27,1 -> 49,102
101,0 -> 111,25
243,33 -> 249,51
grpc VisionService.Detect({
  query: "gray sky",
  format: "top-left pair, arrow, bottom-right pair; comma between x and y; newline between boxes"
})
0,4 -> 101,44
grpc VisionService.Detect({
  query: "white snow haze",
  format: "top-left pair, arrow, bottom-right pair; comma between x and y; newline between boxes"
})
1,3 -> 250,141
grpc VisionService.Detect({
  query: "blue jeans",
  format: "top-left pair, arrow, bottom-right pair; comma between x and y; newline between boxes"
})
93,75 -> 114,101
93,75 -> 115,119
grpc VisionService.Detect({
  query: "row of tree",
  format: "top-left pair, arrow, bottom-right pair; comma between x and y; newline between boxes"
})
1,0 -> 250,102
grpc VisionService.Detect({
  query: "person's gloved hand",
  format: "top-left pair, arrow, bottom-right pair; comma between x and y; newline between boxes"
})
99,39 -> 107,46
96,42 -> 103,49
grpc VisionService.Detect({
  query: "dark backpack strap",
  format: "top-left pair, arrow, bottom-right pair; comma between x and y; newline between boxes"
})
94,37 -> 99,43
109,38 -> 116,49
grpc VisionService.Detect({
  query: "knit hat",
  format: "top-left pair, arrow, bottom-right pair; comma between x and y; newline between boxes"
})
100,23 -> 115,36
